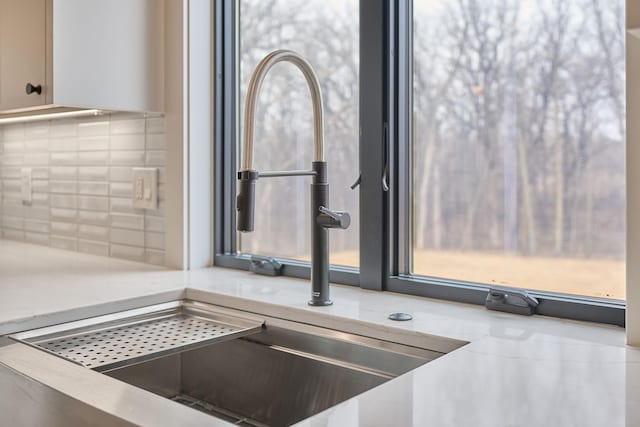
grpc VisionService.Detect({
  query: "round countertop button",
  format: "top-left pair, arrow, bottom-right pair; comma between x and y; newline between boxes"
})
388,312 -> 413,321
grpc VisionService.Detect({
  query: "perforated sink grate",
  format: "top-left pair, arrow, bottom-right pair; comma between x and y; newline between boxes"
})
13,301 -> 264,371
38,315 -> 246,369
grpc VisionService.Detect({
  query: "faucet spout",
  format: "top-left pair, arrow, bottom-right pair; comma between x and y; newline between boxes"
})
241,49 -> 324,171
237,50 -> 349,307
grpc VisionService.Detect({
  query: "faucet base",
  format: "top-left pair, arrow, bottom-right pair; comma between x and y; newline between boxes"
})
308,299 -> 333,307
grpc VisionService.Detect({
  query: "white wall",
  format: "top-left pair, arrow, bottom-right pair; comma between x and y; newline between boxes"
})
627,2 -> 640,345
163,0 -> 214,269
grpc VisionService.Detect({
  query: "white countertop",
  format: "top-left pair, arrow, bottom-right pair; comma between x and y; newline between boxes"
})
0,240 -> 636,426
0,240 -> 185,335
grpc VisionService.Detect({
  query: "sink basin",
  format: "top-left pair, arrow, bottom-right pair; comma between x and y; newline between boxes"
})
11,300 -> 451,427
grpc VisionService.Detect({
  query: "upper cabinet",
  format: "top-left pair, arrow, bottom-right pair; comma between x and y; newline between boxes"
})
0,0 -> 163,115
0,0 -> 48,111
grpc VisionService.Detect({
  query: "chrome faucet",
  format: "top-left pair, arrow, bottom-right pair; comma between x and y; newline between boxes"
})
236,49 -> 350,306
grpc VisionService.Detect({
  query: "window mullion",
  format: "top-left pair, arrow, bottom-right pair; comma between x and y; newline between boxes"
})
393,0 -> 412,276
359,0 -> 391,290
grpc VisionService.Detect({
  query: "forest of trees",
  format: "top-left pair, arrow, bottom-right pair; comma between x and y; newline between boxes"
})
238,0 -> 625,282
238,0 -> 360,260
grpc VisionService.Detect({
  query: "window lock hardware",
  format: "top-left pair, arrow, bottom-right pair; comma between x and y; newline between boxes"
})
382,122 -> 389,192
249,255 -> 283,276
350,174 -> 362,190
485,286 -> 539,316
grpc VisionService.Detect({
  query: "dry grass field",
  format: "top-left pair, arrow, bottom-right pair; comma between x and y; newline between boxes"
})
328,250 -> 625,300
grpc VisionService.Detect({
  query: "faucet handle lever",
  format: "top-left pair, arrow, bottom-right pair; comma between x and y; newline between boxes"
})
318,206 -> 351,229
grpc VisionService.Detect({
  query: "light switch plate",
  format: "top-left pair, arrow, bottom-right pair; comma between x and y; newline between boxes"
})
21,168 -> 32,205
132,168 -> 159,209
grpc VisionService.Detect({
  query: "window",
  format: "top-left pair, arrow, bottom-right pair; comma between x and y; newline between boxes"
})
215,0 -> 625,325
411,0 -> 625,300
236,0 -> 359,267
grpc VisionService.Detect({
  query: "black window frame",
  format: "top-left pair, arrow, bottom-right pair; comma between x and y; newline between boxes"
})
214,0 -> 625,326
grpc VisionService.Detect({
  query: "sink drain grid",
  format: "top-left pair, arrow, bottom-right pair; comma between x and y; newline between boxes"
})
32,312 -> 262,371
171,394 -> 268,427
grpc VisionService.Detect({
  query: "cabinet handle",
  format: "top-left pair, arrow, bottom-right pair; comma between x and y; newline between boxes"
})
25,83 -> 42,95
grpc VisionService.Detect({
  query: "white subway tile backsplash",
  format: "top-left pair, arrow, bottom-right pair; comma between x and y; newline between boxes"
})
78,182 -> 109,196
146,134 -> 165,150
110,182 -> 132,197
3,229 -> 25,241
3,216 -> 24,230
145,215 -> 163,232
146,117 -> 165,134
145,151 -> 165,166
110,213 -> 144,230
49,121 -> 77,138
78,136 -> 109,151
50,152 -> 78,165
78,224 -> 109,241
78,239 -> 109,257
0,113 -> 165,266
23,152 -> 49,166
110,151 -> 145,166
51,235 -> 77,251
1,168 -> 20,179
2,179 -> 20,191
32,179 -> 50,192
145,200 -> 164,218
2,191 -> 22,202
78,196 -> 109,212
3,125 -> 24,141
110,118 -> 145,135
25,232 -> 49,245
78,167 -> 109,181
24,139 -> 48,151
32,167 -> 49,179
51,221 -> 77,236
110,243 -> 145,262
3,202 -> 23,217
145,249 -> 164,266
2,154 -> 23,166
50,167 -> 77,180
78,151 -> 109,166
3,142 -> 24,152
111,134 -> 145,150
51,195 -> 78,209
78,210 -> 110,226
145,232 -> 164,250
24,207 -> 49,220
51,208 -> 78,222
78,121 -> 109,137
109,167 -> 133,182
110,197 -> 137,214
110,228 -> 144,246
50,181 -> 78,194
49,137 -> 77,152
25,123 -> 49,138
30,195 -> 50,208
24,219 -> 49,233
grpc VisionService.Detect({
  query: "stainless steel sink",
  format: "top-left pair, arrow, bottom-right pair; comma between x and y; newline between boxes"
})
11,300 -> 449,427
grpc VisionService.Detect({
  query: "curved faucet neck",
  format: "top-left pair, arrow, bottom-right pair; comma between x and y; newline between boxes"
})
241,49 -> 325,172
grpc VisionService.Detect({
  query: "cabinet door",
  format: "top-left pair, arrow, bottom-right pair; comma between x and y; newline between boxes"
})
0,0 -> 46,111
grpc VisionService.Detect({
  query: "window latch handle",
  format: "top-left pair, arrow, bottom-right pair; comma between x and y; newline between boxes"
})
382,122 -> 389,192
350,174 -> 362,190
249,255 -> 283,276
382,164 -> 389,192
486,286 -> 539,316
